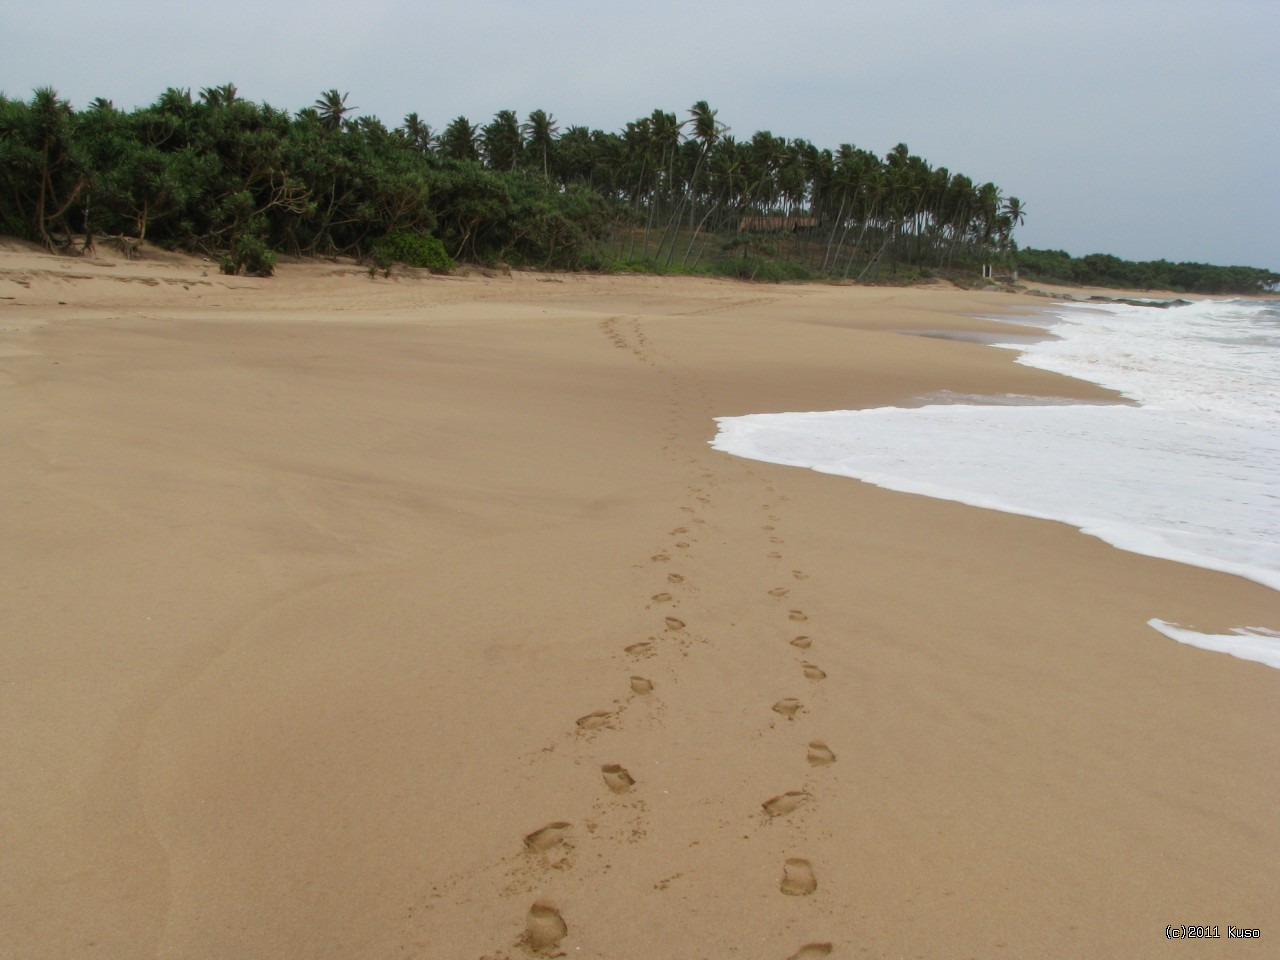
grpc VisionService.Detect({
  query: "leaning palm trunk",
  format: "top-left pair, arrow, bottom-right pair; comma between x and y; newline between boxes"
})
820,193 -> 848,273
840,207 -> 878,278
856,224 -> 895,281
638,190 -> 659,262
680,200 -> 719,267
660,144 -> 709,269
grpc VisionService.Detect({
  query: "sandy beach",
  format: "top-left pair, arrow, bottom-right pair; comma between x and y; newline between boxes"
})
2,244 -> 1276,959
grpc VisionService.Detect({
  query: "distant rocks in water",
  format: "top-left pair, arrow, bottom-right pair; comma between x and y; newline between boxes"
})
1024,289 -> 1195,307
1018,289 -> 1198,308
1087,295 -> 1193,309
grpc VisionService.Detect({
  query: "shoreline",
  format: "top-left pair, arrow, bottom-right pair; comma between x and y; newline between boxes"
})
3,247 -> 1276,958
713,293 -> 1280,632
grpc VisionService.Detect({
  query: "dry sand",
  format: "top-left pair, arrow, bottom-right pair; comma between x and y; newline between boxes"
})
2,244 -> 1277,959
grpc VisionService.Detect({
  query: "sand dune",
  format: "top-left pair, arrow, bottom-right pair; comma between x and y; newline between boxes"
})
2,245 -> 1276,958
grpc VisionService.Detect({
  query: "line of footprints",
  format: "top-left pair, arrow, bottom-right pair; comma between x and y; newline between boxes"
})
516,483 -> 836,958
765,515 -> 835,932
756,493 -> 837,957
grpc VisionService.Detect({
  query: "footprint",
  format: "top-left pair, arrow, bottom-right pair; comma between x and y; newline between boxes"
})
674,541 -> 690,549
790,636 -> 812,650
625,641 -> 654,658
788,610 -> 808,622
524,900 -> 568,953
651,553 -> 670,562
650,592 -> 673,603
667,573 -> 685,584
791,570 -> 809,580
762,525 -> 776,531
523,821 -> 572,852
770,537 -> 785,544
786,945 -> 833,960
807,741 -> 837,766
767,551 -> 783,560
762,791 -> 811,818
802,663 -> 827,681
602,764 -> 635,794
576,711 -> 613,730
670,527 -> 689,535
664,616 -> 685,631
652,872 -> 683,891
772,698 -> 802,719
630,676 -> 654,695
768,587 -> 790,598
780,858 -> 817,896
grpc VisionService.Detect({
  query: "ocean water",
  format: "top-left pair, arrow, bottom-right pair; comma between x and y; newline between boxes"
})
711,297 -> 1280,669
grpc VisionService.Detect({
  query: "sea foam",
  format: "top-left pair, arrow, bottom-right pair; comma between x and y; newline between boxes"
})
711,297 -> 1280,668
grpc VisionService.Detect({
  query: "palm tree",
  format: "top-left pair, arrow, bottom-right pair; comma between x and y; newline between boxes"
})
975,181 -> 1002,255
551,124 -> 595,186
663,99 -> 724,266
481,109 -> 522,171
689,100 -> 723,150
818,144 -> 852,272
997,196 -> 1025,260
745,130 -> 784,213
650,109 -> 682,215
399,112 -> 435,152
620,115 -> 655,259
200,83 -> 239,108
314,89 -> 354,131
439,116 -> 480,161
1002,196 -> 1026,230
522,109 -> 558,177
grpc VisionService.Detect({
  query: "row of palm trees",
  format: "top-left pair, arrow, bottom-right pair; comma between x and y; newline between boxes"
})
391,97 -> 1025,275
0,85 -> 1025,277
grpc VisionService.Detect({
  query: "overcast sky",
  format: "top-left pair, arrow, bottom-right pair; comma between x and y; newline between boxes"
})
3,0 -> 1277,270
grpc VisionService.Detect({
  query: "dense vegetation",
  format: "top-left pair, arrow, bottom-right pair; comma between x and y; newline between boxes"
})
0,85 -> 1026,279
1016,248 -> 1278,295
1,85 -> 1273,292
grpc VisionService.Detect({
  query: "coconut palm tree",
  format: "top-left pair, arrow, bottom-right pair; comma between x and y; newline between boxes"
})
551,124 -> 595,187
439,116 -> 480,162
481,109 -> 522,171
997,196 -> 1026,259
200,84 -> 239,108
1002,196 -> 1026,231
314,89 -> 354,131
400,112 -> 435,153
662,100 -> 724,266
522,109 -> 558,177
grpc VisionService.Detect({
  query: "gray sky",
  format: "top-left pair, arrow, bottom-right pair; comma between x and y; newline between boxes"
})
4,0 -> 1277,271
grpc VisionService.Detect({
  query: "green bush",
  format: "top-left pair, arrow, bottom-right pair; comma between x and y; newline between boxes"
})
578,249 -> 612,272
370,232 -> 455,272
220,228 -> 276,277
706,256 -> 812,283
